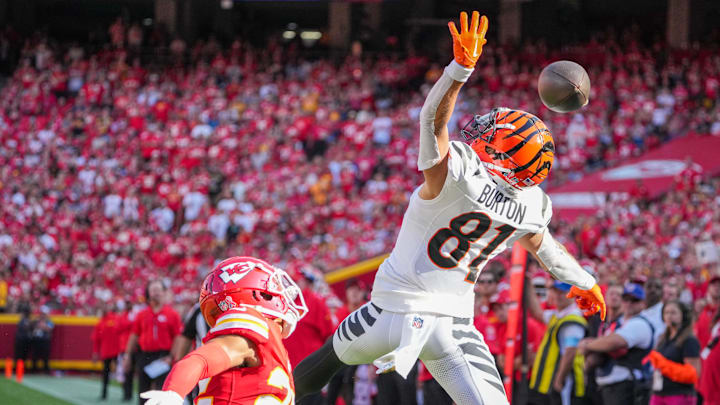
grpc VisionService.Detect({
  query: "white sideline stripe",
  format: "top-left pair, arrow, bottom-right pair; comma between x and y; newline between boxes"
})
22,375 -> 129,405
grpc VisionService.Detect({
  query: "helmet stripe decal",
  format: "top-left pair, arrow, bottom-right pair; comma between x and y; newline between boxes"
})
503,132 -> 541,159
502,133 -> 535,157
501,118 -> 535,140
528,160 -> 553,180
508,111 -> 529,124
513,148 -> 546,173
497,110 -> 513,122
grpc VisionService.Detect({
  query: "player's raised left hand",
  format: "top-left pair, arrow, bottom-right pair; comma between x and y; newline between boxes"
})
140,390 -> 184,405
448,11 -> 488,69
566,284 -> 606,320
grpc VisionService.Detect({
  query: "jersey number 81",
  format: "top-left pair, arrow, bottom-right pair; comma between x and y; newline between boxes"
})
427,212 -> 515,283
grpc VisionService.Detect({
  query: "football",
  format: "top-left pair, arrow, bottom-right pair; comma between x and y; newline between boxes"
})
537,60 -> 591,113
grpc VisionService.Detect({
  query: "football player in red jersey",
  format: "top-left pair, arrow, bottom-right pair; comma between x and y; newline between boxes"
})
140,256 -> 308,405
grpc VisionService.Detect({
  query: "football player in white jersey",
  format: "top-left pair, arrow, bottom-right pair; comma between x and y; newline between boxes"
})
293,11 -> 606,405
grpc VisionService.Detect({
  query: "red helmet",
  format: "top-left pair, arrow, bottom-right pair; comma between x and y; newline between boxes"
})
462,107 -> 555,190
199,256 -> 308,338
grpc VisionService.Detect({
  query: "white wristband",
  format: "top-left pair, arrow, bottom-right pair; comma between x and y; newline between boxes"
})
444,60 -> 474,83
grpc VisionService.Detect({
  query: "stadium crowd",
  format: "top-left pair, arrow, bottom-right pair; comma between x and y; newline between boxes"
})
1,20 -> 720,405
1,25 -> 720,315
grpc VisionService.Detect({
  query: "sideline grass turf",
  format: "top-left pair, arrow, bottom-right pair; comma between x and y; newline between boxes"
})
0,377 -> 74,405
0,375 -> 134,405
24,375 -> 132,405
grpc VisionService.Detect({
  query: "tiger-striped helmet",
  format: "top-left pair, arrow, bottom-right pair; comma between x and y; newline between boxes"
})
461,108 -> 555,190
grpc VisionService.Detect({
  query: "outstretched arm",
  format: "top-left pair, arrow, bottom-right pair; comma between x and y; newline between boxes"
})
418,11 -> 488,199
520,230 -> 606,320
643,351 -> 700,384
579,334 -> 628,354
141,335 -> 257,405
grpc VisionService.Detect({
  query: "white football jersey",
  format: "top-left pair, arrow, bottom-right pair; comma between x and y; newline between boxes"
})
371,141 -> 553,318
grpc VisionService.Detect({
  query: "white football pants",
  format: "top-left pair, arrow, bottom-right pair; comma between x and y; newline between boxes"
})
331,302 -> 509,405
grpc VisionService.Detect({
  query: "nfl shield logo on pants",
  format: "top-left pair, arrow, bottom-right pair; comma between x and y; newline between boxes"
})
412,316 -> 424,329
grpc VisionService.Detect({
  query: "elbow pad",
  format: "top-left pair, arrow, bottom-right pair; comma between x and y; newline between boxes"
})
417,61 -> 474,171
536,228 -> 595,290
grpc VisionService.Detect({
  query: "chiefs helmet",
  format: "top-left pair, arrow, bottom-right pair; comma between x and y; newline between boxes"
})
199,256 -> 308,338
461,108 -> 555,190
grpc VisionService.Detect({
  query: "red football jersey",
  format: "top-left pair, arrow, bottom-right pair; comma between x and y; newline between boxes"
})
196,307 -> 294,405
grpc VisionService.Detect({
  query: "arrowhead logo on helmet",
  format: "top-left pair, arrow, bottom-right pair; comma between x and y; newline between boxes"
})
219,262 -> 256,283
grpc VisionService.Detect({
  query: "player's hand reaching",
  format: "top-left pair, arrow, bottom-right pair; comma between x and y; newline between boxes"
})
566,284 -> 606,320
140,390 -> 184,405
448,11 -> 488,69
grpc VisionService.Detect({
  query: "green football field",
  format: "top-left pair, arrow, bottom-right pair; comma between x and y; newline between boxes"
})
0,375 -> 135,405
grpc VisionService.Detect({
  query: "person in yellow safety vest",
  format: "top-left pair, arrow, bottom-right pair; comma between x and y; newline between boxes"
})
526,280 -> 589,405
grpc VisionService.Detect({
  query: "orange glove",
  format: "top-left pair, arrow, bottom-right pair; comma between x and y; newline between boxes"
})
643,350 -> 698,384
448,11 -> 488,69
566,284 -> 606,320
642,350 -> 664,368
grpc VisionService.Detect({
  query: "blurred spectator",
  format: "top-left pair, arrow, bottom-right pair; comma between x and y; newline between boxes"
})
13,308 -> 33,369
600,284 -> 625,333
642,279 -> 666,346
698,311 -> 720,405
171,302 -> 209,405
117,301 -> 139,402
127,23 -> 143,52
372,110 -> 392,145
483,291 -> 511,367
662,277 -> 680,303
171,303 -> 209,361
420,361 -> 452,405
123,280 -> 182,405
31,308 -> 54,374
284,269 -> 334,405
579,283 -> 654,405
645,301 -> 700,405
532,273 -> 549,303
375,361 -> 418,405
474,272 -> 499,322
332,278 -> 369,324
585,284 -> 624,376
527,281 -> 588,405
108,18 -> 125,48
488,285 -> 546,402
352,364 -> 379,405
326,279 -> 371,405
92,304 -> 121,400
585,283 -> 625,405
169,36 -> 186,63
696,275 -> 720,349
